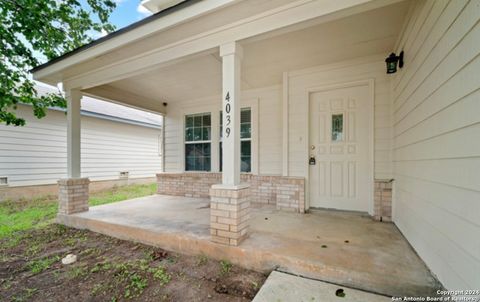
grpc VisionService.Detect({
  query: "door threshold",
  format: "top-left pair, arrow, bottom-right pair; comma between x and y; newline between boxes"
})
307,207 -> 369,217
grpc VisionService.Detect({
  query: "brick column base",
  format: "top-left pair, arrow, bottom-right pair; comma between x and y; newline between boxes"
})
373,179 -> 393,222
209,184 -> 250,246
58,178 -> 90,215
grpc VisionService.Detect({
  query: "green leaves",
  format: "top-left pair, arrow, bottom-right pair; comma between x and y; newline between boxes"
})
0,0 -> 117,126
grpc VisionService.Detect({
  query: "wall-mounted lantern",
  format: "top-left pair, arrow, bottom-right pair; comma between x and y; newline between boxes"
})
385,51 -> 404,74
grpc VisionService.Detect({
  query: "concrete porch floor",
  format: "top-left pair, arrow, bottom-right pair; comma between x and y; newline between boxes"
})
57,194 -> 442,297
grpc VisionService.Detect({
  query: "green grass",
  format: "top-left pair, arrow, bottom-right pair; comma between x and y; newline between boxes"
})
25,255 -> 60,274
0,183 -> 156,239
89,183 -> 156,206
0,198 -> 58,239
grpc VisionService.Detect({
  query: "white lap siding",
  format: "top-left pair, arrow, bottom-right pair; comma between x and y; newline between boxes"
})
391,0 -> 480,290
0,104 -> 162,186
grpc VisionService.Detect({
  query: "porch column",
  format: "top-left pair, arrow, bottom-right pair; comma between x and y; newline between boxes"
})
210,42 -> 250,246
67,89 -> 81,178
58,89 -> 90,216
220,42 -> 242,186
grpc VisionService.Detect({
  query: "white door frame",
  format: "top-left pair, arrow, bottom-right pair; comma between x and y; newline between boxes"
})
305,78 -> 375,215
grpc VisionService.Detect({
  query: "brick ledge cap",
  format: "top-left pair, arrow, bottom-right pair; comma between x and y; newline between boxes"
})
58,178 -> 90,185
211,183 -> 250,190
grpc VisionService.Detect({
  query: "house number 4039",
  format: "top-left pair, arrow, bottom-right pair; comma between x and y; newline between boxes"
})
225,92 -> 231,137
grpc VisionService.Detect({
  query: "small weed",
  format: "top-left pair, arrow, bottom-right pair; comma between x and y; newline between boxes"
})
0,253 -> 11,262
75,232 -> 88,241
114,262 -> 130,277
4,235 -> 22,249
143,249 -> 155,261
91,281 -> 115,297
80,248 -> 95,256
124,273 -> 148,299
165,255 -> 178,264
53,270 -> 61,280
53,224 -> 68,235
91,283 -> 105,296
25,288 -> 37,297
219,260 -> 232,275
68,265 -> 88,279
25,243 -> 42,257
91,261 -> 112,273
1,278 -> 13,290
25,256 -> 59,274
65,237 -> 77,247
81,247 -> 103,257
250,280 -> 259,290
149,266 -> 171,285
138,259 -> 150,271
12,288 -> 38,302
177,271 -> 186,281
196,254 -> 208,266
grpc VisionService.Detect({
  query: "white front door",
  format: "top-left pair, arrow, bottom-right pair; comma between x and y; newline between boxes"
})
308,84 -> 372,212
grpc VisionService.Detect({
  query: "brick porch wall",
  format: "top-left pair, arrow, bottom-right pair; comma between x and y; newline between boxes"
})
156,173 -> 305,213
373,179 -> 393,222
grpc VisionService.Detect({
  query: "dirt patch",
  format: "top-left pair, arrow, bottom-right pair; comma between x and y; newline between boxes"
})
0,224 -> 267,301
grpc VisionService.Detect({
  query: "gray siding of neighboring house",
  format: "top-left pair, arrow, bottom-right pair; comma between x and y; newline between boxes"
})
0,104 -> 162,187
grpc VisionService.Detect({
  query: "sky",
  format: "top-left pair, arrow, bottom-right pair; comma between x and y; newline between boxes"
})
79,0 -> 152,39
107,0 -> 152,30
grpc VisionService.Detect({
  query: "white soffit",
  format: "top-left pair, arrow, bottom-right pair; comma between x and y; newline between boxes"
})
103,1 -> 410,103
33,0 -> 407,85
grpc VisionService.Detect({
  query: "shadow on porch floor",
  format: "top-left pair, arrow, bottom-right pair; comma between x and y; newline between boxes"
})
57,194 -> 442,297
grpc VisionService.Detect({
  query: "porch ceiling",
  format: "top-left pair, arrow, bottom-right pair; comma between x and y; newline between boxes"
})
86,1 -> 410,105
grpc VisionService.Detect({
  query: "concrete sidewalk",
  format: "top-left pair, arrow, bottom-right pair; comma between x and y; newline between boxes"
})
253,271 -> 391,302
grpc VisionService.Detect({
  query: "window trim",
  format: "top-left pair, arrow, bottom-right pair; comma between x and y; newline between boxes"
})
222,98 -> 258,174
160,115 -> 165,172
180,99 -> 258,174
184,112 -> 212,172
245,98 -> 258,175
220,107 -> 253,173
181,106 -> 218,172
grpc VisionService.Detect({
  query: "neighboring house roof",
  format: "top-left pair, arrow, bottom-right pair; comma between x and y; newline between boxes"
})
31,0 -> 195,73
35,84 -> 162,129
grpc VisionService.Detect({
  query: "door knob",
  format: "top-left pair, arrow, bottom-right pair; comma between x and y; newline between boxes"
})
309,155 -> 316,165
